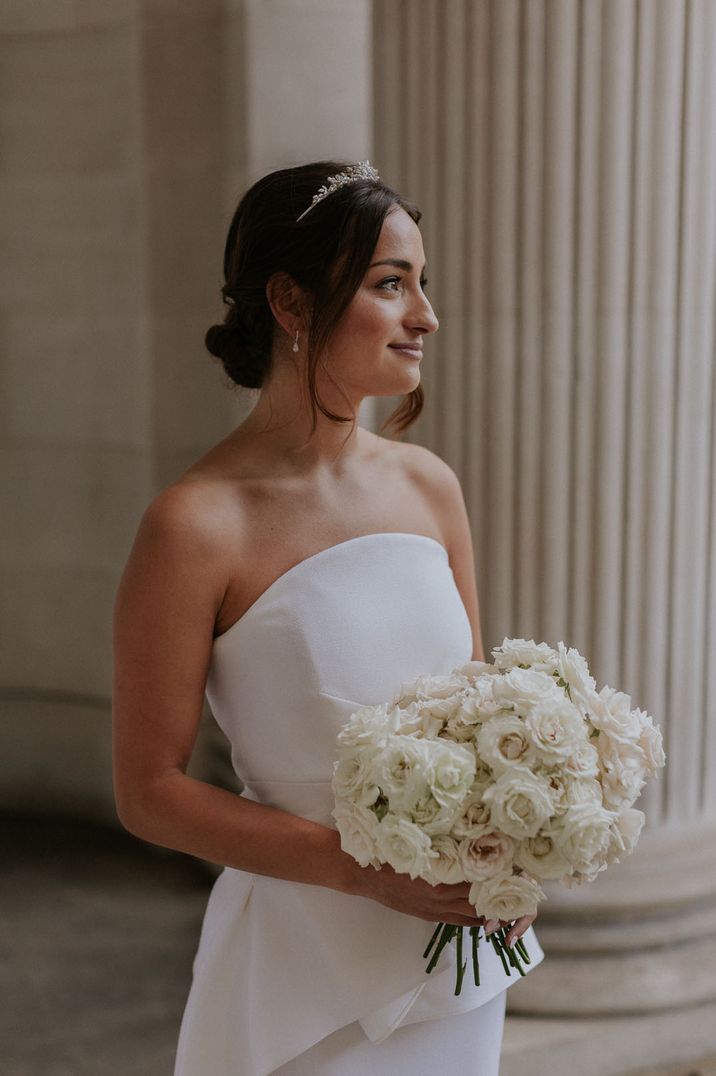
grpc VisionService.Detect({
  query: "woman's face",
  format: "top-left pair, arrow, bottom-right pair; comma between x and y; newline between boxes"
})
321,207 -> 439,399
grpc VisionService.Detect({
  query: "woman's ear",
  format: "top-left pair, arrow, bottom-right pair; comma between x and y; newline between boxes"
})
265,272 -> 308,337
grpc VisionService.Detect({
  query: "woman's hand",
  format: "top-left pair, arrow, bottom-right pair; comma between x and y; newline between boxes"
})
500,913 -> 537,947
353,862 -> 486,927
349,859 -> 538,944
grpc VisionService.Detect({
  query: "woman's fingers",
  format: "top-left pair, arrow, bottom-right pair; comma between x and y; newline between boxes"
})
369,870 -> 489,925
443,914 -> 489,927
426,881 -> 484,923
374,874 -> 537,935
504,913 -> 537,947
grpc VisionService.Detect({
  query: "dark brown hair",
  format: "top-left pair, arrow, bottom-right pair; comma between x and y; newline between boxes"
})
204,160 -> 424,439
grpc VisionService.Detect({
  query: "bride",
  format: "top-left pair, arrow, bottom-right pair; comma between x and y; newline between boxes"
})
112,159 -> 542,1075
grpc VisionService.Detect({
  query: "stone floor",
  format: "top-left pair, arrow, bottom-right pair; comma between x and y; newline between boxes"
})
634,1060 -> 716,1076
3,814 -> 714,1076
2,814 -> 212,1076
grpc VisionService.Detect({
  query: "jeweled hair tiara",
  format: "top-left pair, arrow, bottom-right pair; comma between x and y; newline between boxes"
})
295,160 -> 381,221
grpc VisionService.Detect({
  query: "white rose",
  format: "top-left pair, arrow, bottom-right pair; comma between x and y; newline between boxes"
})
555,641 -> 598,712
553,801 -> 615,873
562,739 -> 600,779
393,701 -> 445,739
459,831 -> 515,882
469,872 -> 546,920
635,710 -> 666,777
572,688 -> 606,725
374,815 -> 438,879
422,672 -> 472,698
331,801 -> 381,869
468,677 -> 505,712
429,740 -> 476,808
543,770 -> 571,814
394,671 -> 471,706
561,864 -> 604,888
454,659 -> 494,681
472,756 -> 493,785
442,685 -> 499,741
589,685 -> 642,741
597,731 -> 647,810
418,694 -> 466,724
482,766 -> 555,839
410,791 -> 461,836
450,782 -> 492,838
543,771 -> 602,815
492,667 -> 565,712
514,830 -> 571,880
565,777 -> 603,807
337,702 -> 396,750
605,807 -> 645,864
456,691 -> 492,725
525,699 -> 587,764
477,714 -> 538,772
373,736 -> 433,811
425,835 -> 465,884
440,718 -> 479,744
491,637 -> 559,673
331,750 -> 380,808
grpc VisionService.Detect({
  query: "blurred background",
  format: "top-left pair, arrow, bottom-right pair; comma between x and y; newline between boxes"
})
2,1 -> 716,1073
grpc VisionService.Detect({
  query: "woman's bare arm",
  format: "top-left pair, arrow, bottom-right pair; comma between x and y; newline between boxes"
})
112,485 -> 360,891
111,485 -> 488,929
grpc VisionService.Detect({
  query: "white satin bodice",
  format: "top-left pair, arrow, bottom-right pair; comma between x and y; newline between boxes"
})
206,532 -> 473,822
174,532 -> 543,1076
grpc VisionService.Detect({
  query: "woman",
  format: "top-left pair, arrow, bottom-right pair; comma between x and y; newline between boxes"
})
112,159 -> 543,1075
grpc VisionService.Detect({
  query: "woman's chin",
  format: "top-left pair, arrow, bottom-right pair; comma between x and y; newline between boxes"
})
386,362 -> 422,392
400,369 -> 421,392
372,373 -> 420,397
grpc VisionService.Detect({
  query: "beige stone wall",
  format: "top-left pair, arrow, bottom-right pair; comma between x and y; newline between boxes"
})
2,3 -> 150,819
0,0 -> 371,821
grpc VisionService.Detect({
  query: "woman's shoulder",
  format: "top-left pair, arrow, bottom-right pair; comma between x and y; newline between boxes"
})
369,437 -> 470,560
135,471 -> 244,567
382,437 -> 463,498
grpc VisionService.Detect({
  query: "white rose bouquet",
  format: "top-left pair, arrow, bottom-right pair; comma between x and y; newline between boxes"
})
331,638 -> 666,994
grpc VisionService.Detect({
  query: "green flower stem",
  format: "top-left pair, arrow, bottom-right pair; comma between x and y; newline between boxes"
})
498,929 -> 526,977
515,937 -> 531,964
454,927 -> 467,995
470,925 -> 481,986
490,932 -> 512,976
425,923 -> 456,974
422,921 -> 444,960
423,921 -> 530,994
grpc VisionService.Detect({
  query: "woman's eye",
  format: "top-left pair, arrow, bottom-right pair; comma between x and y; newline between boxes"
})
378,276 -> 429,291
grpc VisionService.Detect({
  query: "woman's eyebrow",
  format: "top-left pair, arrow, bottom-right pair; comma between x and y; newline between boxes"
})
369,258 -> 427,272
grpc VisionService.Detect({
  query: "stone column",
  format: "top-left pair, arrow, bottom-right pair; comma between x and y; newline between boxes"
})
0,0 -> 372,821
221,0 -> 375,427
374,0 -> 716,1065
0,3 -> 157,822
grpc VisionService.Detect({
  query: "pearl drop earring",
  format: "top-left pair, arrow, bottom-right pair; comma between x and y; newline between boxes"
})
292,329 -> 300,353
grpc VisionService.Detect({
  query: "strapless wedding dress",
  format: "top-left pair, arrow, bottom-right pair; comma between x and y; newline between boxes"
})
173,532 -> 543,1076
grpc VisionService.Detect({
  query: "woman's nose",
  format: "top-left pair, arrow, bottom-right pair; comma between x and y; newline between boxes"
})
410,295 -> 439,335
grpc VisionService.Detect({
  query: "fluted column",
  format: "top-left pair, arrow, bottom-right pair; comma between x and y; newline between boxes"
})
374,0 -> 716,1028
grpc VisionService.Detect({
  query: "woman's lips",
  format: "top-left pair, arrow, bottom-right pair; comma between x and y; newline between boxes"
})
389,345 -> 423,357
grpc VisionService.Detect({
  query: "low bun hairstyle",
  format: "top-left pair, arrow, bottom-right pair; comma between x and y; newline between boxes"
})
204,159 -> 425,438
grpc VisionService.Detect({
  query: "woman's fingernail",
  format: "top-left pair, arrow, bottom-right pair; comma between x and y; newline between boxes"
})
485,919 -> 499,934
507,934 -> 517,947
